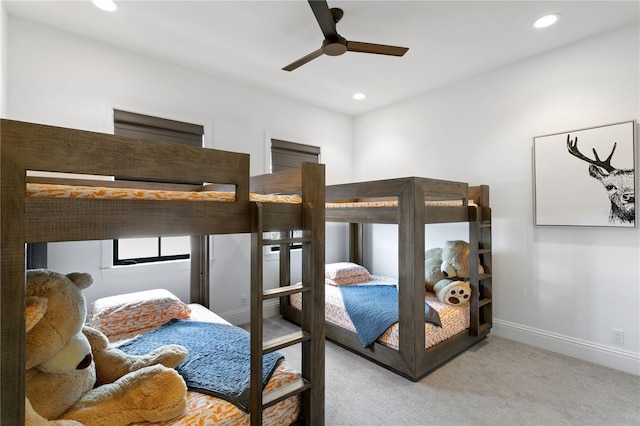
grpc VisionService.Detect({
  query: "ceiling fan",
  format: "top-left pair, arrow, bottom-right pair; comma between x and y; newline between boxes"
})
282,0 -> 409,71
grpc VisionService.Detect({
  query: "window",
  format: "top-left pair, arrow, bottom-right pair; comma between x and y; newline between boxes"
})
270,139 -> 320,251
113,110 -> 204,265
113,237 -> 191,265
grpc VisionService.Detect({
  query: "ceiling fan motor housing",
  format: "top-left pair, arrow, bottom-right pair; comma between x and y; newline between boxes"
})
322,36 -> 348,56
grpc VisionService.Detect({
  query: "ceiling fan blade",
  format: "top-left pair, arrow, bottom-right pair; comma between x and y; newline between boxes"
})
282,48 -> 324,72
308,0 -> 338,39
346,41 -> 409,57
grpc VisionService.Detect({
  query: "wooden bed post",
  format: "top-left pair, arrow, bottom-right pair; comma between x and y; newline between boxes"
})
250,202 -> 265,426
1,122 -> 28,425
348,222 -> 363,264
397,179 -> 427,376
468,185 -> 492,337
190,236 -> 210,307
301,162 -> 325,425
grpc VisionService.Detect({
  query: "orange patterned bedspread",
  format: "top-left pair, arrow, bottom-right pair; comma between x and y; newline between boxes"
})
27,183 -> 302,203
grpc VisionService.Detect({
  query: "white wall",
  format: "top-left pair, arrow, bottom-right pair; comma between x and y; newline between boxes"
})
354,24 -> 640,375
6,16 -> 352,323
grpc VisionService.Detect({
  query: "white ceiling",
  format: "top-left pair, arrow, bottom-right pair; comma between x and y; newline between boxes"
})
5,1 -> 639,115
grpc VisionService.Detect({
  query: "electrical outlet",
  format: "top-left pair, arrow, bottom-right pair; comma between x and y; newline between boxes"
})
612,328 -> 624,344
241,294 -> 247,305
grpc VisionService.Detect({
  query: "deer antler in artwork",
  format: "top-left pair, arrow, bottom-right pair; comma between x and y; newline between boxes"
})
565,133 -> 634,225
566,135 -> 617,172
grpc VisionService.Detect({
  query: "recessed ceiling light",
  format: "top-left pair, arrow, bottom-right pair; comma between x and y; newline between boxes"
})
533,13 -> 560,29
353,93 -> 366,101
93,0 -> 118,12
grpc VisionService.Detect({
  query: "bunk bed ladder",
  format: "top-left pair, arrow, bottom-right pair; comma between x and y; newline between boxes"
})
468,200 -> 493,337
250,201 -> 319,426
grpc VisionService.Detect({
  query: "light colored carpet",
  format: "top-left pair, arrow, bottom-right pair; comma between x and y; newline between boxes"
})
258,316 -> 640,426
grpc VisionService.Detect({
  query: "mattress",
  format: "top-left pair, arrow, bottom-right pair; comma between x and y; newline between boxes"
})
27,184 -> 476,207
325,199 -> 477,208
108,304 -> 300,426
290,277 -> 469,350
27,183 -> 302,203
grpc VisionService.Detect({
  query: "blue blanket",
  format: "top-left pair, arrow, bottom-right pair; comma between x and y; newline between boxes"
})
117,319 -> 283,413
339,285 -> 442,348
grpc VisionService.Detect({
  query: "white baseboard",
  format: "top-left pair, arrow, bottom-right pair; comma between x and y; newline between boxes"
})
218,299 -> 281,326
492,319 -> 640,376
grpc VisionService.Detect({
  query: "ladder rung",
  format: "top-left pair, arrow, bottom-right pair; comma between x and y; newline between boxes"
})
479,297 -> 491,307
478,248 -> 491,254
263,330 -> 310,354
261,236 -> 311,246
263,378 -> 310,409
479,273 -> 491,280
262,284 -> 310,300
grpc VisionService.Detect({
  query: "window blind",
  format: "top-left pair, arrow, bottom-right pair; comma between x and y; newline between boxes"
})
271,139 -> 320,172
114,110 -> 203,147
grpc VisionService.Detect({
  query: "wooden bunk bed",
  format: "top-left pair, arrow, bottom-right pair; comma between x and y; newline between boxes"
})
1,119 -> 325,425
281,176 -> 491,381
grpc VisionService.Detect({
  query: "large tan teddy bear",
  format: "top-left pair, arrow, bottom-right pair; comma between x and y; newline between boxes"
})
25,269 -> 189,426
425,240 -> 484,306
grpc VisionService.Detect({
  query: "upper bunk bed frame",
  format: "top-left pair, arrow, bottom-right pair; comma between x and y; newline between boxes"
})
1,119 -> 325,425
280,176 -> 492,381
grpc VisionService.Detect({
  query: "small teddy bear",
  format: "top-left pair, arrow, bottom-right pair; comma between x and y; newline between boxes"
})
25,269 -> 189,425
424,240 -> 484,306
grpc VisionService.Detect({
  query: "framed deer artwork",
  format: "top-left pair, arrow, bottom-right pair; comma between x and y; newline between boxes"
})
533,120 -> 636,227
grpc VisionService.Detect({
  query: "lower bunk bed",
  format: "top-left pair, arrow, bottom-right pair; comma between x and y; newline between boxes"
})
289,265 -> 469,352
1,119 -> 325,425
282,177 -> 492,381
86,289 -> 301,426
